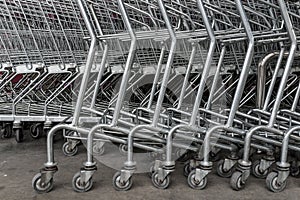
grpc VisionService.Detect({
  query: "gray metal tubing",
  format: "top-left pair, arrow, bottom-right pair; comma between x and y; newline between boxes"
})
127,125 -> 168,167
205,45 -> 226,110
200,126 -> 239,166
93,132 -> 165,154
251,109 -> 300,127
225,0 -> 254,127
280,110 -> 300,119
15,70 -> 72,115
133,132 -> 166,143
177,43 -> 197,109
217,134 -> 271,152
94,26 -> 283,43
0,68 -> 37,92
291,81 -> 300,111
3,1 -> 31,65
147,44 -> 166,109
252,135 -> 300,152
279,127 -> 300,167
198,0 -> 254,166
173,142 -> 199,152
83,107 -> 169,129
256,50 -> 283,109
175,133 -> 235,151
262,49 -> 285,111
152,0 -> 177,126
165,123 -> 271,166
265,55 -> 300,111
50,0 -> 76,64
172,72 -> 201,107
166,124 -> 199,166
111,0 -> 137,126
241,126 -> 282,163
12,72 -> 43,114
189,0 -> 216,126
89,4 -> 109,110
268,0 -> 297,127
72,0 -> 97,126
108,70 -> 140,105
45,69 -> 82,109
45,124 -> 89,167
17,0 -> 44,63
199,108 -> 244,125
235,111 -> 285,130
85,123 -> 155,166
238,0 -> 298,164
86,125 -> 123,165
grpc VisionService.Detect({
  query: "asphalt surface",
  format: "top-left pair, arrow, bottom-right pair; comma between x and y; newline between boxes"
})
1,133 -> 300,200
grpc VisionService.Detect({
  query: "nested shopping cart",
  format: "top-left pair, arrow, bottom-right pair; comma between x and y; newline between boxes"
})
26,0 -> 300,194
0,0 -> 91,142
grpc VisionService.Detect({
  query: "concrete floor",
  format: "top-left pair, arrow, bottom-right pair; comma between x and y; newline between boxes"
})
1,134 -> 300,200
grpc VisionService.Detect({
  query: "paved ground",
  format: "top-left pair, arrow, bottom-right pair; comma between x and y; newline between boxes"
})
1,133 -> 300,200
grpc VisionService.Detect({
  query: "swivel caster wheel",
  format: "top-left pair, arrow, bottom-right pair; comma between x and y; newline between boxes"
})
216,160 -> 234,178
290,165 -> 300,177
266,172 -> 287,193
32,173 -> 53,193
72,172 -> 93,193
230,171 -> 246,191
112,172 -> 132,191
30,124 -> 44,139
183,162 -> 193,177
251,160 -> 268,179
187,170 -> 207,190
14,128 -> 24,143
62,142 -> 78,157
2,124 -> 12,138
151,172 -> 170,189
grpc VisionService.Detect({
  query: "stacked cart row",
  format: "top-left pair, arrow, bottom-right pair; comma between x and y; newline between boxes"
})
1,0 -> 300,194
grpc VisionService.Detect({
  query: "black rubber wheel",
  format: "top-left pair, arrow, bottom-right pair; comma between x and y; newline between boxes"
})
216,159 -> 234,178
15,129 -> 24,143
251,160 -> 268,179
148,165 -> 155,178
62,142 -> 78,157
112,172 -> 133,191
32,173 -> 53,193
266,172 -> 287,193
183,162 -> 193,177
230,171 -> 246,191
290,165 -> 300,177
151,172 -> 170,189
3,124 -> 12,138
72,172 -> 93,193
30,124 -> 44,139
187,170 -> 207,190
